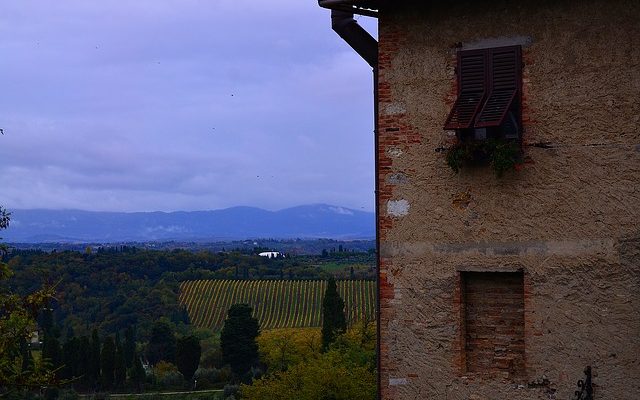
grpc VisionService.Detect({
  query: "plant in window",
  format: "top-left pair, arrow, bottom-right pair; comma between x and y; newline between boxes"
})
445,142 -> 468,174
446,139 -> 521,177
489,139 -> 521,177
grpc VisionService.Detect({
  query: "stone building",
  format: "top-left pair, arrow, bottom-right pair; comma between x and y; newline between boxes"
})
318,0 -> 639,399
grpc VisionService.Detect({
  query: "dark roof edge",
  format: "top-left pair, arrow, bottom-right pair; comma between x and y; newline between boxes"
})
318,0 -> 379,18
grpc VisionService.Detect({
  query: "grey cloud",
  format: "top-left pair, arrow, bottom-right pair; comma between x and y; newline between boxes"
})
0,1 -> 377,212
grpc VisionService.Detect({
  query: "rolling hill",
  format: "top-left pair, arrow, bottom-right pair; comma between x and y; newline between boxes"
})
3,204 -> 375,243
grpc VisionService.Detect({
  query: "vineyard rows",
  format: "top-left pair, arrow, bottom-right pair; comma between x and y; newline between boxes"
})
179,279 -> 376,331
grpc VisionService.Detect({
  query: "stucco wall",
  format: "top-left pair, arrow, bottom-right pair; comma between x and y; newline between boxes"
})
376,0 -> 640,399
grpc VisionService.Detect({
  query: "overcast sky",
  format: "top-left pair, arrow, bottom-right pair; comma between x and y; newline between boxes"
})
0,1 -> 377,212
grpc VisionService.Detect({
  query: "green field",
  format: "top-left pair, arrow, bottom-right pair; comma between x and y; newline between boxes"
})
179,280 -> 375,331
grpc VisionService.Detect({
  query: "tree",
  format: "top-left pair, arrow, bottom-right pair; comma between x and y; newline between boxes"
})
321,277 -> 347,351
0,206 -> 59,394
176,335 -> 201,381
146,320 -> 176,365
62,336 -> 82,380
153,360 -> 183,388
89,329 -> 101,386
114,333 -> 126,387
123,326 -> 136,368
19,338 -> 33,375
242,324 -> 376,400
77,336 -> 91,387
100,336 -> 116,389
41,307 -> 62,380
241,348 -> 375,400
39,308 -> 54,334
128,354 -> 146,393
41,334 -> 62,375
220,304 -> 259,379
257,328 -> 321,374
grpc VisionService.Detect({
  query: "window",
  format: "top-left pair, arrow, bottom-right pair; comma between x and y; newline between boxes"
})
462,271 -> 525,377
444,46 -> 522,141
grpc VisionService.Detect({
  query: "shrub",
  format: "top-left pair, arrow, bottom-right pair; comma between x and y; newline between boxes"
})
58,390 -> 79,400
223,384 -> 240,398
200,347 -> 224,369
87,393 -> 110,400
194,367 -> 229,389
157,371 -> 185,389
152,361 -> 185,389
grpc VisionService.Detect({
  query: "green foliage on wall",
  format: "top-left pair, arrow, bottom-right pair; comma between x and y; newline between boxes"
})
446,139 -> 521,177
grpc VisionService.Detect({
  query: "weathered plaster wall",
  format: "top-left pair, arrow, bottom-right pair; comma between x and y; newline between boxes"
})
377,0 -> 640,398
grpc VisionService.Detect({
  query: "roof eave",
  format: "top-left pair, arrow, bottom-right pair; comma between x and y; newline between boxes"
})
318,0 -> 379,18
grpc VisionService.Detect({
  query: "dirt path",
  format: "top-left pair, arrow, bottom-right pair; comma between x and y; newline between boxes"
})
79,389 -> 223,398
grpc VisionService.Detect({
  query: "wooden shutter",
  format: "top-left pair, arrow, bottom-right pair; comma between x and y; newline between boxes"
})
444,50 -> 487,130
474,46 -> 521,128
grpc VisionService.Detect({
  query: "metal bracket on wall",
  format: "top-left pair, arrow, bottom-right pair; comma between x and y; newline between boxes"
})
572,366 -> 594,400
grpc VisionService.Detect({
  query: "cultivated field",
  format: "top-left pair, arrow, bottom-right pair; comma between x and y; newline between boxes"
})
179,279 -> 375,331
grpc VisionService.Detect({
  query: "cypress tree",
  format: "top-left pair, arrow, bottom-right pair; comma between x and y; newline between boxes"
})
65,325 -> 75,342
220,304 -> 259,379
176,335 -> 201,382
78,336 -> 91,387
114,333 -> 126,387
89,329 -> 101,387
146,320 -> 176,365
40,308 -> 54,334
42,333 -> 62,373
129,353 -> 146,392
62,337 -> 78,380
100,336 -> 116,389
321,276 -> 347,351
115,332 -> 121,351
123,326 -> 136,368
20,337 -> 33,374
40,308 -> 62,376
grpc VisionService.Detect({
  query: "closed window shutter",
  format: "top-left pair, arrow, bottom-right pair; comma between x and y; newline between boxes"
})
444,50 -> 487,130
474,46 -> 521,128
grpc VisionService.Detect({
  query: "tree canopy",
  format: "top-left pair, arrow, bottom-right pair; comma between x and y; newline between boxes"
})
0,207 -> 60,395
257,328 -> 320,374
220,304 -> 260,379
321,276 -> 347,351
176,335 -> 201,381
2,245 -> 374,341
242,323 -> 376,400
146,320 -> 177,365
100,336 -> 116,389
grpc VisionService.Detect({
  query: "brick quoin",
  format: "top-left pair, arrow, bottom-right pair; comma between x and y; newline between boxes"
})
377,14 -> 418,399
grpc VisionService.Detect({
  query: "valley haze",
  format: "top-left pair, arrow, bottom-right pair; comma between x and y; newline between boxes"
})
4,204 -> 375,243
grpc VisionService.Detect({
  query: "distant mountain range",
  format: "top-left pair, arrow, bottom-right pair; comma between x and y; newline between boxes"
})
2,205 -> 375,243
